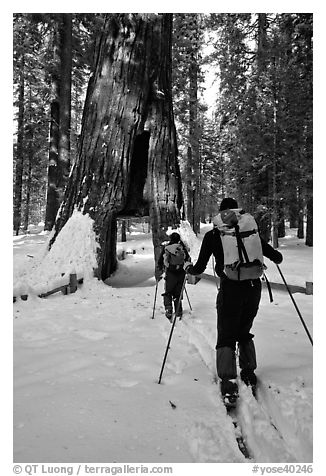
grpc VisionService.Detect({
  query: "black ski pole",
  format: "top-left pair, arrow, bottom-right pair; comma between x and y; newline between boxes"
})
151,280 -> 159,319
158,275 -> 187,384
276,264 -> 313,346
184,285 -> 192,311
212,257 -> 220,291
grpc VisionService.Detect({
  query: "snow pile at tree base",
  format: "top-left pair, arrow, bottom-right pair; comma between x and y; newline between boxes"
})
169,220 -> 202,261
13,210 -> 99,297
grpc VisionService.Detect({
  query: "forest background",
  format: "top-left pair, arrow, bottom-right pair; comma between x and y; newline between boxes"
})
11,11 -> 313,249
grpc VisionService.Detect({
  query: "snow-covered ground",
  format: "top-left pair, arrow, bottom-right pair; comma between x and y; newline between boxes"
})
12,215 -> 313,468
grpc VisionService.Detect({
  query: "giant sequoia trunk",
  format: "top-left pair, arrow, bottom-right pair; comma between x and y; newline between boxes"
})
51,13 -> 182,280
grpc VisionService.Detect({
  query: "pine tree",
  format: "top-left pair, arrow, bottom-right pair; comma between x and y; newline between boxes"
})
172,13 -> 206,233
206,13 -> 313,246
13,15 -> 26,235
13,14 -> 49,233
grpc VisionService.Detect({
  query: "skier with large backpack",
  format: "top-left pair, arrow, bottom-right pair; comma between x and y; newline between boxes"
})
155,232 -> 191,321
184,197 -> 283,407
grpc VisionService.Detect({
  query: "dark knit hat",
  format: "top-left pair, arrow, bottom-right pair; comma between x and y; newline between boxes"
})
219,197 -> 238,211
169,232 -> 180,243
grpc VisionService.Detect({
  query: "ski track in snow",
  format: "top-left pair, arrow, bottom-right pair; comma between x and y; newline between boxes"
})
176,308 -> 312,463
13,287 -> 313,463
156,312 -> 246,463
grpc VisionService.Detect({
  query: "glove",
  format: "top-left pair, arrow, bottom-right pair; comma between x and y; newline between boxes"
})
184,261 -> 193,272
187,274 -> 201,285
155,269 -> 163,281
273,253 -> 283,265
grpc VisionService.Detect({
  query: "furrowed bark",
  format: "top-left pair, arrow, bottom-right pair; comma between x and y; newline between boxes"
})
52,14 -> 183,280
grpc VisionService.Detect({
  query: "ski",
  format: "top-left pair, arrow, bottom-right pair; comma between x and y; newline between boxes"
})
217,378 -> 252,460
226,405 -> 251,460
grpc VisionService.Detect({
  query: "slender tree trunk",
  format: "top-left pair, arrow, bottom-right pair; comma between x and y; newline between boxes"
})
256,13 -> 274,244
23,86 -> 35,232
57,13 -> 72,203
271,102 -> 278,248
45,14 -> 72,230
23,157 -> 32,232
277,201 -> 285,238
289,213 -> 298,229
44,23 -> 61,231
51,14 -> 183,280
185,16 -> 200,235
271,48 -> 279,248
297,188 -> 304,239
305,194 -> 313,246
13,50 -> 25,235
189,57 -> 200,234
121,220 -> 127,242
186,145 -> 193,226
289,189 -> 298,228
257,13 -> 267,73
23,122 -> 33,232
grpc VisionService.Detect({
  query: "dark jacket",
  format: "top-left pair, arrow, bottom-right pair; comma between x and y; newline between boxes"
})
189,228 -> 283,277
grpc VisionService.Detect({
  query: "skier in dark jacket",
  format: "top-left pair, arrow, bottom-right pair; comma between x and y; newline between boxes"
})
155,232 -> 191,320
185,198 -> 283,401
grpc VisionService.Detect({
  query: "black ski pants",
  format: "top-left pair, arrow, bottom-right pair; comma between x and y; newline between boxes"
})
216,277 -> 262,380
162,269 -> 185,311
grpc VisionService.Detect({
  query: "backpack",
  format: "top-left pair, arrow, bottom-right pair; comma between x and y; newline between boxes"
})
214,208 -> 264,281
163,243 -> 186,270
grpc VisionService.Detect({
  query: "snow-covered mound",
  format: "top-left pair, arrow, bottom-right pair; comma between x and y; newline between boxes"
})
13,210 -> 99,297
